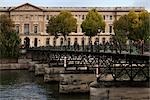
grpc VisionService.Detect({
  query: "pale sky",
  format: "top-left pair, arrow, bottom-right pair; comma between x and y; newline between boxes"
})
0,0 -> 150,11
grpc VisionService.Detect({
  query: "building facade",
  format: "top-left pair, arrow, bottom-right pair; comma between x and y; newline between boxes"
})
0,3 -> 144,47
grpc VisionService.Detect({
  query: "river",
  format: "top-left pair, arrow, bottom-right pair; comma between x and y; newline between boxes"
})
0,70 -> 89,100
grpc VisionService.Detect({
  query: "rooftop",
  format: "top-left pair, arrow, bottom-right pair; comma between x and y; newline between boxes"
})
0,3 -> 145,11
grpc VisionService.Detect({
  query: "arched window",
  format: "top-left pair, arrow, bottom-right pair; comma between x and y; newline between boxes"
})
109,38 -> 113,43
88,37 -> 92,45
95,38 -> 99,42
34,38 -> 38,47
94,38 -> 99,45
46,38 -> 50,46
82,37 -> 85,46
60,37 -> 63,46
74,38 -> 78,43
102,37 -> 106,44
53,37 -> 56,46
68,38 -> 71,46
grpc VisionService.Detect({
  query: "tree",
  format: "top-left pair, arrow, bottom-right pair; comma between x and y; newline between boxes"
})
137,11 -> 150,43
113,10 -> 150,44
46,16 -> 59,38
47,11 -> 77,45
113,15 -> 130,44
0,14 -> 20,58
81,9 -> 105,43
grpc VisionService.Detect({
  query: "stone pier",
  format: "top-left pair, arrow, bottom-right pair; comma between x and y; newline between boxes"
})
34,64 -> 49,76
44,67 -> 64,82
59,73 -> 96,93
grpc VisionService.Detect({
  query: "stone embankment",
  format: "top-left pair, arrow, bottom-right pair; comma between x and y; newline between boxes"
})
44,67 -> 64,82
0,59 -> 32,70
59,73 -> 96,93
90,81 -> 150,100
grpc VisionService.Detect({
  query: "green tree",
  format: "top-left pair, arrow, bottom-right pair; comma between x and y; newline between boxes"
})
0,14 -> 20,58
46,16 -> 59,38
81,9 -> 105,43
127,11 -> 139,40
113,10 -> 150,44
137,11 -> 150,43
47,11 -> 77,45
113,15 -> 130,44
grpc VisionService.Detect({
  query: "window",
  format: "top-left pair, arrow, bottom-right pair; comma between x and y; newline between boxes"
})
53,37 -> 56,46
46,38 -> 50,45
103,15 -> 105,20
60,38 -> 63,46
102,37 -> 106,44
46,15 -> 49,20
109,38 -> 113,43
95,38 -> 99,42
94,38 -> 99,45
24,24 -> 29,34
110,15 -> 112,20
34,25 -> 38,33
74,38 -> 78,42
16,25 -> 19,33
102,28 -> 105,33
68,38 -> 71,46
109,26 -> 112,33
81,37 -> 85,45
88,37 -> 92,45
82,15 -> 84,20
34,38 -> 38,47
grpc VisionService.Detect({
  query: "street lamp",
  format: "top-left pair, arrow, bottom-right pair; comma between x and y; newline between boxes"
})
97,28 -> 101,44
97,28 -> 101,52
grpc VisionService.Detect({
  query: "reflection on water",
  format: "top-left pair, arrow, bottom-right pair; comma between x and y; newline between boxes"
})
0,70 -> 89,100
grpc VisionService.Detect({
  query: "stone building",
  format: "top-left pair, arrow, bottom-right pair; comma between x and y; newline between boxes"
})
0,3 -> 144,47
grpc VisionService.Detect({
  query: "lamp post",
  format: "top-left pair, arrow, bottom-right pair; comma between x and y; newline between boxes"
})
98,28 -> 101,52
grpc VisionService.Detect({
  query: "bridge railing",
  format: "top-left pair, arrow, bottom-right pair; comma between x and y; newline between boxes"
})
28,43 -> 149,55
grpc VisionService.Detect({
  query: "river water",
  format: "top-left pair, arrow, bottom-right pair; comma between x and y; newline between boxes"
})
0,70 -> 89,100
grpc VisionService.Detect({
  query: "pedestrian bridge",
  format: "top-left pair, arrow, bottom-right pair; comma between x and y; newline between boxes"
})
25,45 -> 149,82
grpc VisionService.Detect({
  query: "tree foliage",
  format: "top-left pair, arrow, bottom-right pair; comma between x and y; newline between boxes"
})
81,9 -> 105,38
47,11 -> 77,40
0,14 -> 20,58
46,16 -> 59,38
138,11 -> 150,42
113,10 -> 150,44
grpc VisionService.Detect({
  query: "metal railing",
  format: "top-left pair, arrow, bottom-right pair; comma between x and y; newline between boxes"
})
29,43 -> 149,55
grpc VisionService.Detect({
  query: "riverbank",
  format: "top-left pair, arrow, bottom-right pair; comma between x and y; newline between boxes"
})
0,58 -> 32,70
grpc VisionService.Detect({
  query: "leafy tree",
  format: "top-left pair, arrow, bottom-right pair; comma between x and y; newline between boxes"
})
47,16 -> 59,38
47,11 -> 77,44
137,11 -> 150,43
113,10 -> 150,45
0,14 -> 20,58
113,15 -> 130,44
127,11 -> 139,40
81,9 -> 105,43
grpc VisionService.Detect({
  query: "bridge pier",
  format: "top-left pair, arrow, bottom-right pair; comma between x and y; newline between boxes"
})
59,73 -> 96,93
44,67 -> 64,82
34,64 -> 49,76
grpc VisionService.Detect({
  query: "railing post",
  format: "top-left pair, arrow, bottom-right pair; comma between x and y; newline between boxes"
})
64,56 -> 67,70
96,64 -> 99,82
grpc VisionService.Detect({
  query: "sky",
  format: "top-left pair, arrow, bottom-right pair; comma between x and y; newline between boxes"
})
0,0 -> 150,11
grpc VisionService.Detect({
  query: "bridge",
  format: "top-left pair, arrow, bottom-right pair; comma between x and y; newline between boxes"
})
25,44 -> 149,82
